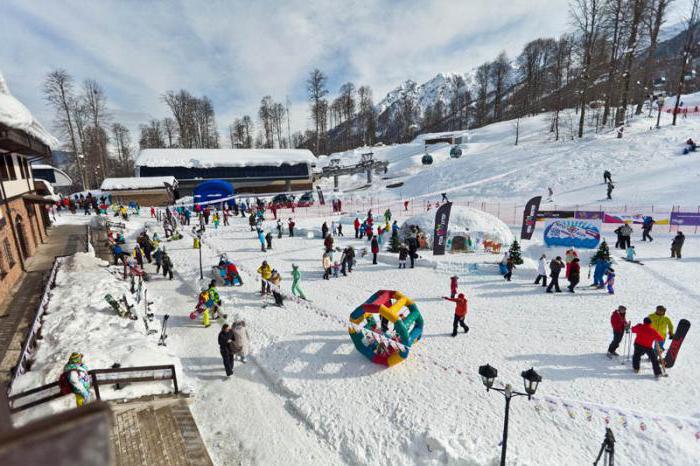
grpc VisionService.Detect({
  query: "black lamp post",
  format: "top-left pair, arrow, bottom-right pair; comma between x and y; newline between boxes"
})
478,364 -> 542,466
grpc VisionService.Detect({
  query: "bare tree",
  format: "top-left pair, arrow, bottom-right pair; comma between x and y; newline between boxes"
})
672,0 -> 699,125
397,80 -> 418,142
306,68 -> 329,154
474,62 -> 490,125
615,0 -> 646,128
571,0 -> 604,138
139,120 -> 165,149
491,52 -> 511,119
111,123 -> 134,176
162,117 -> 177,147
357,85 -> 376,145
43,69 -> 87,189
258,96 -> 274,148
82,79 -> 110,180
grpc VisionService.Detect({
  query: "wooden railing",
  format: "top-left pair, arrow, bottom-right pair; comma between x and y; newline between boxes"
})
8,365 -> 178,414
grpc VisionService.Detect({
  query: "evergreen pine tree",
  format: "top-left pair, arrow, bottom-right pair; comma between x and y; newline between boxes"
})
390,229 -> 400,253
508,240 -> 523,265
590,240 -> 610,265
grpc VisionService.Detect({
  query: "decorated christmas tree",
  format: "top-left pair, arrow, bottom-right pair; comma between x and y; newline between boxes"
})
508,240 -> 523,265
590,240 -> 610,265
389,229 -> 401,253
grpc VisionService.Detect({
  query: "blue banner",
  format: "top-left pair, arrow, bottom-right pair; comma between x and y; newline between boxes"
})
544,219 -> 601,249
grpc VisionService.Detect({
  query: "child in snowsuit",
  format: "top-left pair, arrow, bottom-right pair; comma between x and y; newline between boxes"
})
607,306 -> 629,357
62,352 -> 91,407
322,253 -> 332,280
231,320 -> 250,362
604,268 -> 616,294
291,264 -> 306,300
504,258 -> 515,281
196,288 -> 212,327
257,228 -> 266,252
333,262 -> 341,278
257,261 -> 272,295
442,294 -> 469,337
398,244 -> 408,269
161,251 -> 173,280
450,275 -> 459,298
225,262 -> 243,286
626,246 -> 636,262
269,269 -> 284,306
535,254 -> 547,286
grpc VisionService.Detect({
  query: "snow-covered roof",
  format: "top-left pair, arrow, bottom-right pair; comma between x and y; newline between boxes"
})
0,71 -> 59,148
135,149 -> 316,168
101,176 -> 177,191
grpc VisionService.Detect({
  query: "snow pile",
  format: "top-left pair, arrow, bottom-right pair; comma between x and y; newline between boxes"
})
399,205 -> 514,246
136,148 -> 317,168
0,70 -> 58,148
10,252 -> 179,424
101,176 -> 177,191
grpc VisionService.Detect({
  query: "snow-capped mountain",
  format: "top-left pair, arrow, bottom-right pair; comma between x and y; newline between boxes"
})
376,72 -> 468,118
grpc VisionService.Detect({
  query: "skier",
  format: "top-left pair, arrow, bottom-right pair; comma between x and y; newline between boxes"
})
61,352 -> 91,407
354,217 -> 361,238
218,324 -> 235,377
607,306 -> 629,358
257,261 -> 272,295
567,257 -> 581,292
604,267 -> 616,295
671,231 -> 685,259
450,275 -> 459,298
442,293 -> 469,337
648,305 -> 674,351
398,244 -> 408,269
503,257 -> 515,282
288,218 -> 295,237
606,181 -> 615,200
265,231 -> 273,250
291,264 -> 306,300
231,320 -> 250,362
631,317 -> 664,378
371,235 -> 379,265
269,269 -> 284,306
641,216 -> 655,242
534,254 -> 547,287
161,251 -> 173,280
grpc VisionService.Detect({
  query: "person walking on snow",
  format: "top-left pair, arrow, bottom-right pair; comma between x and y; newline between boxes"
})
322,252 -> 332,280
631,317 -> 664,377
442,294 -> 469,337
337,223 -> 343,237
324,234 -> 334,253
354,217 -> 361,238
534,254 -> 548,287
231,320 -> 250,362
161,251 -> 173,280
257,261 -> 272,295
398,244 -> 409,269
564,249 -> 577,279
648,305 -> 674,351
291,264 -> 306,300
503,257 -> 515,281
277,219 -> 283,238
607,306 -> 629,358
671,231 -> 685,259
641,216 -> 655,242
288,218 -> 295,237
371,236 -> 379,264
218,324 -> 235,377
321,222 -> 329,240
265,231 -> 273,250
567,258 -> 581,292
257,227 -> 266,252
619,223 -> 633,250
606,181 -> 615,200
450,275 -> 459,298
341,246 -> 355,275
62,352 -> 91,407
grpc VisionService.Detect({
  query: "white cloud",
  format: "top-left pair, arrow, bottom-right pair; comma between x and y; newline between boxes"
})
1,0 -> 578,146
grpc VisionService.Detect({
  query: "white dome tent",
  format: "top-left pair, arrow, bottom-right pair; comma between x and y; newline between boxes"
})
398,205 -> 514,252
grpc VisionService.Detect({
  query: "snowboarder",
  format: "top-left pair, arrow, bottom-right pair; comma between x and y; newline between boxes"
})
371,236 -> 379,264
441,193 -> 449,203
442,294 -> 469,337
288,218 -> 295,237
641,216 -> 655,242
607,306 -> 629,358
606,181 -> 615,200
450,275 -> 459,298
604,267 -> 616,294
648,305 -> 674,351
671,231 -> 685,259
567,258 -> 580,292
231,320 -> 250,362
631,317 -> 664,378
534,254 -> 548,287
291,264 -> 306,300
398,244 -> 409,269
161,251 -> 173,280
61,352 -> 92,407
258,261 -> 272,295
218,324 -> 235,376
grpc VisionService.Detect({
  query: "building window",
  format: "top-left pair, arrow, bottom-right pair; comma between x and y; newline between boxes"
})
7,156 -> 17,180
0,156 -> 9,181
24,158 -> 32,180
18,156 -> 26,179
3,238 -> 15,268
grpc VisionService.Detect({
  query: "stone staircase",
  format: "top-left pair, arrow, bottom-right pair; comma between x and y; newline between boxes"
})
110,397 -> 212,466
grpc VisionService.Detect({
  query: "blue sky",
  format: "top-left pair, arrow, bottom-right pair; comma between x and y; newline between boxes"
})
2,0 -> 684,147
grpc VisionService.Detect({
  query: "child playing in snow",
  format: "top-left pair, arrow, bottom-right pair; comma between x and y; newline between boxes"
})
626,246 -> 636,262
442,293 -> 469,337
450,275 -> 459,298
398,244 -> 409,269
605,268 -> 616,295
333,261 -> 341,278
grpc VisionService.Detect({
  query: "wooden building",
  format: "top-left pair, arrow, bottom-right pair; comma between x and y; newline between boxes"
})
100,176 -> 178,206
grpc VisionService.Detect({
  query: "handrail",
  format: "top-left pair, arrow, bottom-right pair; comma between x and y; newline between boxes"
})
8,365 -> 178,414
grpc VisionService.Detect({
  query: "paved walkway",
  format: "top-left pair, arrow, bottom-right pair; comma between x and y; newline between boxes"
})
0,224 -> 87,384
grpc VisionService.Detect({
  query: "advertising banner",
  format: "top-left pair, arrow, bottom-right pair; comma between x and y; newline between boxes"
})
670,211 -> 700,226
544,219 -> 602,249
432,202 -> 452,255
520,196 -> 542,240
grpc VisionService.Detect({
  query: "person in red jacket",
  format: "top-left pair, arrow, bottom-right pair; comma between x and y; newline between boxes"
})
607,305 -> 629,357
370,236 -> 379,264
354,218 -> 361,238
631,317 -> 664,377
442,293 -> 469,337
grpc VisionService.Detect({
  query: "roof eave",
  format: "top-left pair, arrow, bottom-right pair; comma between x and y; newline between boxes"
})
0,123 -> 52,160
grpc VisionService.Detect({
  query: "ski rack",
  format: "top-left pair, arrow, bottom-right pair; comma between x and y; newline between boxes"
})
7,365 -> 178,414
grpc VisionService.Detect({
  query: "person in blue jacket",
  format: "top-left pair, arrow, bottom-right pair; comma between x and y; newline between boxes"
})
257,226 -> 266,252
592,257 -> 609,289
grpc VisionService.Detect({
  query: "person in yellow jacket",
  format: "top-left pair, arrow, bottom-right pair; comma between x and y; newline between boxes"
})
257,260 -> 272,295
648,305 -> 674,350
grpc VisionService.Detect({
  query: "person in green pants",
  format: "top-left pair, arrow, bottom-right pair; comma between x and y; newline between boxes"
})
291,264 -> 306,300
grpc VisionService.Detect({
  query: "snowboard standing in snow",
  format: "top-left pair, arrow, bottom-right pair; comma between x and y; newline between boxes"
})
665,319 -> 691,368
621,257 -> 644,266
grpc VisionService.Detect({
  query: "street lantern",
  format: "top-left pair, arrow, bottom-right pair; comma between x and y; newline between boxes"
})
478,364 -> 498,390
520,367 -> 542,398
477,363 -> 543,466
656,94 -> 666,129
